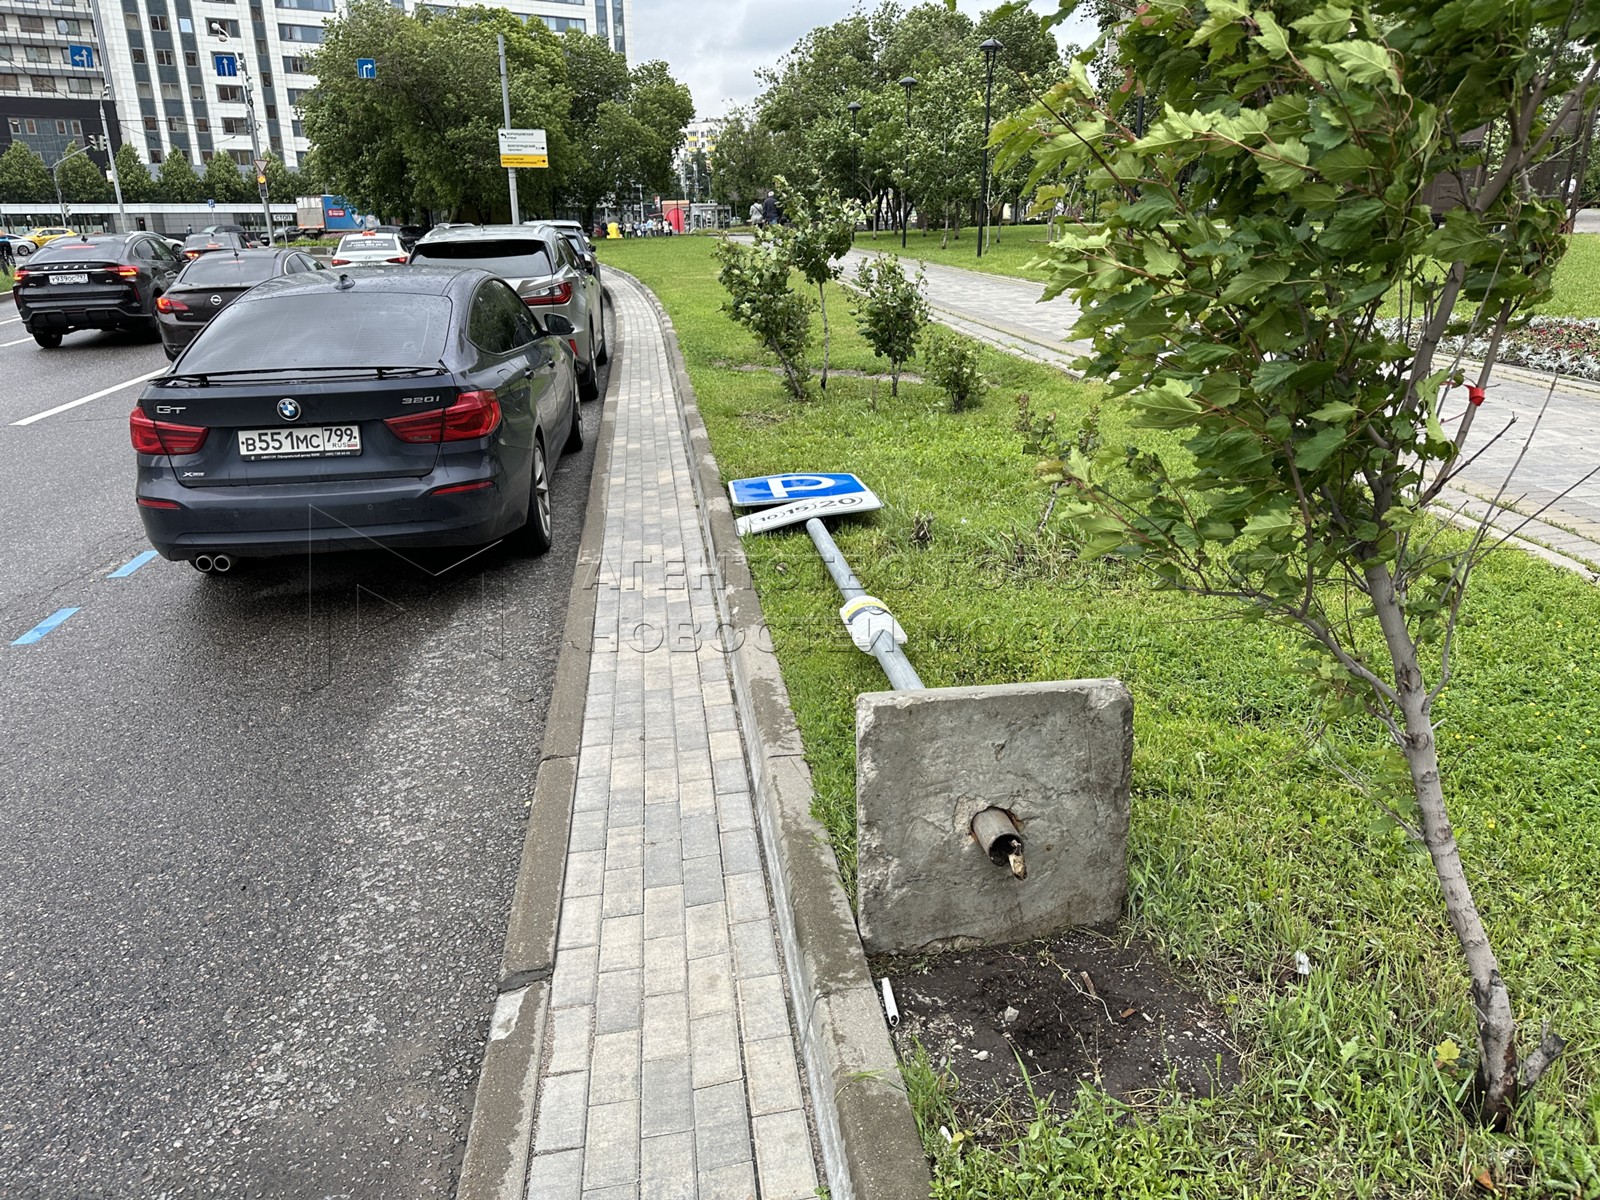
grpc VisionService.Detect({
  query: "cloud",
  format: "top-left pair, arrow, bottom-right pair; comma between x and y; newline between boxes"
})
627,0 -> 1100,116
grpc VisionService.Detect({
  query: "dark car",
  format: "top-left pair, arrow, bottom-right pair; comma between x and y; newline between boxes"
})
132,266 -> 583,571
155,248 -> 324,361
11,231 -> 182,348
375,223 -> 427,252
181,232 -> 250,260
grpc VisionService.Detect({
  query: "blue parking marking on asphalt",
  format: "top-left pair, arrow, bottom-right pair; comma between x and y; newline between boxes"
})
11,607 -> 81,646
108,550 -> 160,579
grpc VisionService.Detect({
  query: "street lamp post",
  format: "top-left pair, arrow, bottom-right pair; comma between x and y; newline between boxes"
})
51,143 -> 94,227
212,27 -> 275,239
899,76 -> 917,250
978,38 -> 1003,260
847,100 -> 862,238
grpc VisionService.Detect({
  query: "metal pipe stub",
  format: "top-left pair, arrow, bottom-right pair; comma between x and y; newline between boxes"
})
971,807 -> 1027,880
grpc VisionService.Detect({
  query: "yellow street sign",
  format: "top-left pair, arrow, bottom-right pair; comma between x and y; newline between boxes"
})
498,128 -> 548,170
499,153 -> 548,168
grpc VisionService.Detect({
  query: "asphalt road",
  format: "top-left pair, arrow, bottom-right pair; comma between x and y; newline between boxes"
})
0,296 -> 605,1198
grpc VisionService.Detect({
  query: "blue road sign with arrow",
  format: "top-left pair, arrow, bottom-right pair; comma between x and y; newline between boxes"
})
728,472 -> 871,507
214,53 -> 238,77
67,44 -> 95,68
356,58 -> 377,79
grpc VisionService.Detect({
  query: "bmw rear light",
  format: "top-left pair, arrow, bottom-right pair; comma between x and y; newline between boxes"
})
383,390 -> 501,444
521,281 -> 572,307
136,496 -> 182,510
428,479 -> 495,496
155,295 -> 188,313
130,408 -> 209,455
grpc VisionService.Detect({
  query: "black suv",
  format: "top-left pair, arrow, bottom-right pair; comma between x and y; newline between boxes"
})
12,232 -> 182,349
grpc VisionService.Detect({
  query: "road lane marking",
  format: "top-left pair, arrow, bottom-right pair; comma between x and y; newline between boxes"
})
109,549 -> 160,578
11,369 -> 163,426
11,607 -> 80,646
2,336 -> 31,348
0,317 -> 20,328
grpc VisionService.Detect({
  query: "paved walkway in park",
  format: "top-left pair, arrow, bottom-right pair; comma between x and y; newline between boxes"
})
522,276 -> 821,1199
839,243 -> 1600,575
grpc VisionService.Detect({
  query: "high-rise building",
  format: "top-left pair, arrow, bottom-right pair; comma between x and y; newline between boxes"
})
80,0 -> 631,172
0,0 -> 123,172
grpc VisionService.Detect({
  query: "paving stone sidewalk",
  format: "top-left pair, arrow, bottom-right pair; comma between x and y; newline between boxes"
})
839,243 -> 1600,572
522,276 -> 821,1200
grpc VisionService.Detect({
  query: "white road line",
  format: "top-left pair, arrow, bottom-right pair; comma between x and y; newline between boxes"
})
1,335 -> 31,348
0,317 -> 20,328
11,369 -> 163,426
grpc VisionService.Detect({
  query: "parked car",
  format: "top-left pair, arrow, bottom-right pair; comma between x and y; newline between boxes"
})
270,225 -> 319,243
155,247 -> 324,360
181,232 -> 251,260
374,223 -> 427,252
330,230 -> 411,265
131,266 -> 583,569
547,219 -> 602,287
201,224 -> 247,236
409,223 -> 606,400
11,231 -> 181,348
20,226 -> 77,250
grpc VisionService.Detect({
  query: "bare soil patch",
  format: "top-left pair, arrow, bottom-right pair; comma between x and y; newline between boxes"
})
876,930 -> 1240,1126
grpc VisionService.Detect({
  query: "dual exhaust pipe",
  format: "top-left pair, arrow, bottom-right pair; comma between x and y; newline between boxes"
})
191,553 -> 234,574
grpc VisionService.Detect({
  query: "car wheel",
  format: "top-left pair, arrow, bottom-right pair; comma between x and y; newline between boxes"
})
510,438 -> 553,556
578,325 -> 600,402
563,384 -> 584,453
32,329 -> 61,349
595,303 -> 609,365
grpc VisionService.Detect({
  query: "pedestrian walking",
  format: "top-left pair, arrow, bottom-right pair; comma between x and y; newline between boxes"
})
749,199 -> 763,227
762,190 -> 778,226
0,234 -> 15,274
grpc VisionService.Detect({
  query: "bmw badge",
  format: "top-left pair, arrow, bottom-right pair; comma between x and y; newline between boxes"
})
277,398 -> 301,421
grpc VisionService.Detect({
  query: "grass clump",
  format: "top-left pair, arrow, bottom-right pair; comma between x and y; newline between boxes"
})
597,234 -> 1600,1199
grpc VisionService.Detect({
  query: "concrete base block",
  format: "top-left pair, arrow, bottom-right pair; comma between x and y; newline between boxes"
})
856,679 -> 1132,955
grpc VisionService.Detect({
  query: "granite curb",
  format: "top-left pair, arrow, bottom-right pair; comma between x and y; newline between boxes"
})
609,266 -> 933,1200
456,296 -> 625,1200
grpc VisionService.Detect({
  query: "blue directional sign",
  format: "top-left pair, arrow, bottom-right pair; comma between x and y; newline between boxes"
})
356,57 -> 377,79
206,197 -> 216,209
67,44 -> 95,69
729,472 -> 871,508
214,53 -> 238,77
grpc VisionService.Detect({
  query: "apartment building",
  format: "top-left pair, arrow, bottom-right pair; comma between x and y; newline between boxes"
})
0,0 -> 123,170
6,0 -> 631,175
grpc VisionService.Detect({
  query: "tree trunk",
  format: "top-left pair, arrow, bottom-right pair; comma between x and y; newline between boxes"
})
1365,561 -> 1562,1127
818,281 -> 830,390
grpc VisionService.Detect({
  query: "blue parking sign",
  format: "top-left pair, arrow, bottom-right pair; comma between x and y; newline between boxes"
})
728,472 -> 870,507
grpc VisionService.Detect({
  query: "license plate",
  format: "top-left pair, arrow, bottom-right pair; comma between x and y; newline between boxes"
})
237,425 -> 362,460
49,274 -> 89,285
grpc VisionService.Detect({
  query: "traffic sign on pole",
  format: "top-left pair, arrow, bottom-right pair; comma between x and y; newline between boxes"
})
68,44 -> 95,68
356,57 -> 376,79
497,128 -> 548,168
728,472 -> 874,507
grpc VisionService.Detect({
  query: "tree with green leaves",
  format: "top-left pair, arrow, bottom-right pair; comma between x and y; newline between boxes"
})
999,0 -> 1600,1126
775,177 -> 861,389
112,144 -> 156,203
203,152 -> 251,203
852,254 -> 928,396
0,141 -> 53,203
156,153 -> 204,203
716,230 -> 813,399
55,142 -> 111,205
707,107 -> 776,210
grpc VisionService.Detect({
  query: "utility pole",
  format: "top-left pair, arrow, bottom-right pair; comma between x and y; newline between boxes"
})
86,0 -> 127,232
213,27 -> 274,237
498,35 -> 520,224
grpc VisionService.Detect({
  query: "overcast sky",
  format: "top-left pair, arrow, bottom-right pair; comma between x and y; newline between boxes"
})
628,0 -> 1100,118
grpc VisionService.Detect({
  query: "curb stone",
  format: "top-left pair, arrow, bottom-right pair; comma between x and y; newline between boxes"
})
610,266 -> 933,1200
456,295 -> 624,1200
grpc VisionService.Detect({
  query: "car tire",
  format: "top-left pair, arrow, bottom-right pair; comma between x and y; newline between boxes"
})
595,304 -> 609,365
143,315 -> 162,342
578,325 -> 600,402
32,329 -> 61,349
563,387 -> 584,453
509,438 -> 553,556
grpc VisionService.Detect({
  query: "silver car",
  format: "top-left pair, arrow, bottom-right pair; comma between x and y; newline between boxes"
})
409,223 -> 607,400
330,231 -> 410,266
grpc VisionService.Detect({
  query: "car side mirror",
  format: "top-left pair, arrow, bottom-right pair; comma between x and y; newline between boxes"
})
545,313 -> 576,337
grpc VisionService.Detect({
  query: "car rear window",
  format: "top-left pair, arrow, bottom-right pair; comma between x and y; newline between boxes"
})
411,238 -> 554,278
31,237 -> 129,262
178,291 -> 454,371
178,253 -> 279,285
184,234 -> 238,249
339,235 -> 400,251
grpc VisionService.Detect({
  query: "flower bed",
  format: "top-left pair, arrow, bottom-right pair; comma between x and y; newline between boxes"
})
1378,316 -> 1600,383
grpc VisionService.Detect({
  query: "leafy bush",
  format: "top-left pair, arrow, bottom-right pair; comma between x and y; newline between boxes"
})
776,175 -> 862,389
715,232 -> 812,398
852,255 -> 928,396
920,325 -> 986,412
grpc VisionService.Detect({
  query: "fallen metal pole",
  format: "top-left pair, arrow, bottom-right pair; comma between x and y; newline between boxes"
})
805,517 -> 923,691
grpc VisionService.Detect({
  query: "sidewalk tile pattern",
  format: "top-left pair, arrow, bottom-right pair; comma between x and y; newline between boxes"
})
524,277 -> 821,1200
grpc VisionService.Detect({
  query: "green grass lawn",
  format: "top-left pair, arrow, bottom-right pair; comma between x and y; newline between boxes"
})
600,235 -> 1600,1199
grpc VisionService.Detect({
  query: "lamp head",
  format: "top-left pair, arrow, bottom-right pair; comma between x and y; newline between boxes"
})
899,76 -> 918,93
980,37 -> 1004,62
847,101 -> 861,114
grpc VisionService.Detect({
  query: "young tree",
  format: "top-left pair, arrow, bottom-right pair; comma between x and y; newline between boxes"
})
999,0 -> 1600,1125
203,151 -> 250,203
257,152 -> 295,203
919,325 -> 985,412
852,254 -> 928,396
0,141 -> 53,203
156,153 -> 204,203
776,176 -> 860,389
716,230 -> 813,399
112,144 -> 156,203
